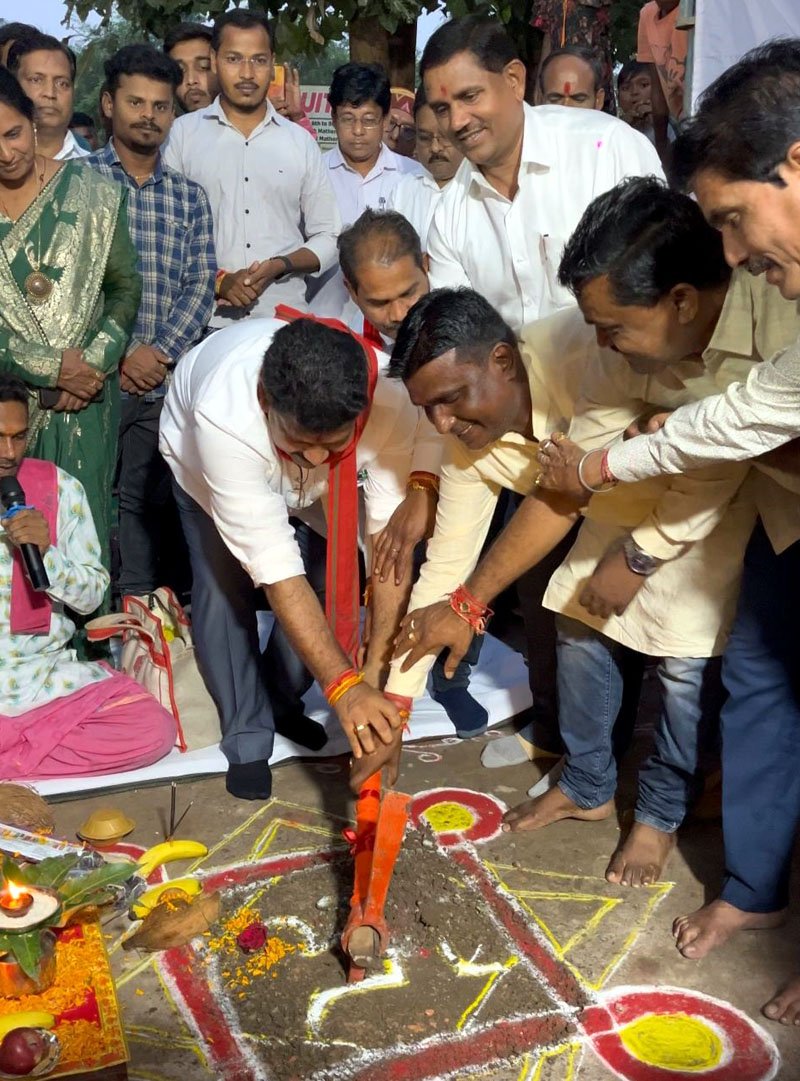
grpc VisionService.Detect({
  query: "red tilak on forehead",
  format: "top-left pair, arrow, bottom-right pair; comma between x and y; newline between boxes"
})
563,82 -> 572,95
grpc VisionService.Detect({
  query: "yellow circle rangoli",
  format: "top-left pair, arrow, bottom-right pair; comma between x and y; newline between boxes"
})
620,1013 -> 724,1072
421,801 -> 476,834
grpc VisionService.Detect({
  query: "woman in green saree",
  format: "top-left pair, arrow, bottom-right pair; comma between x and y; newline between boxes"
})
0,69 -> 140,571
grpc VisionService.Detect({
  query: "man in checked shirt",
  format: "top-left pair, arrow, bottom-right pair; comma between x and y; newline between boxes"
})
87,44 -> 216,598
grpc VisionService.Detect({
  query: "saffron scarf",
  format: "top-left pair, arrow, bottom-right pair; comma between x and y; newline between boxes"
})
273,306 -> 379,663
8,458 -> 58,635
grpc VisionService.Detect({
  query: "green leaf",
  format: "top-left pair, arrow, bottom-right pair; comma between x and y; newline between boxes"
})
59,860 -> 136,910
5,930 -> 43,981
1,854 -> 24,886
21,855 -> 81,890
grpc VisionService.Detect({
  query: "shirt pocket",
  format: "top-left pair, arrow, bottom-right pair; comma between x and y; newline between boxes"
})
541,234 -> 574,313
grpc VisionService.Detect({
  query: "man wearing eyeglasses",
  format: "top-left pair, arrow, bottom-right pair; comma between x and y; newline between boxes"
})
163,8 -> 340,325
309,63 -> 423,319
389,85 -> 464,251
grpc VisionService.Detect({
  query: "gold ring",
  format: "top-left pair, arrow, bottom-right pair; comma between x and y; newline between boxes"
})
534,474 -> 542,486
354,723 -> 367,732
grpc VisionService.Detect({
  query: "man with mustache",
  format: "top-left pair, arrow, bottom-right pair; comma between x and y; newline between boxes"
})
7,32 -> 88,161
388,85 -> 464,250
421,16 -> 663,334
163,22 -> 218,114
163,9 -> 339,324
87,45 -> 216,598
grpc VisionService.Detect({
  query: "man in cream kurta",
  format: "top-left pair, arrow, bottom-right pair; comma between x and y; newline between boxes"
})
387,264 -> 798,883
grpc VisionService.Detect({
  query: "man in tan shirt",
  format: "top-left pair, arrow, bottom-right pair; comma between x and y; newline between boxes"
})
386,178 -> 799,887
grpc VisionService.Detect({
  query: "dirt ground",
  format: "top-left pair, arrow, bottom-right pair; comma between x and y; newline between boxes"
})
42,684 -> 800,1081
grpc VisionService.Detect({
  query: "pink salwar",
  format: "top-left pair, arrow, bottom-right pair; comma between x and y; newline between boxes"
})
0,670 -> 177,780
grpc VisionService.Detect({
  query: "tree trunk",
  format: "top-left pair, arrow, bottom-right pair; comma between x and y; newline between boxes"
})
349,14 -> 417,88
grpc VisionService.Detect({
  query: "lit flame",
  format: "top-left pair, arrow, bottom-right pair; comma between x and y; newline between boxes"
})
6,881 -> 24,901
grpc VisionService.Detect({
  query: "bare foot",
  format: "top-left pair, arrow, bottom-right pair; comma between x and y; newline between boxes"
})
605,822 -> 675,887
763,975 -> 800,1025
672,899 -> 786,959
501,785 -> 613,833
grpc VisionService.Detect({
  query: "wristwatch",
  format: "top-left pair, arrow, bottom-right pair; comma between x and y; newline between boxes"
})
271,254 -> 294,280
622,536 -> 663,577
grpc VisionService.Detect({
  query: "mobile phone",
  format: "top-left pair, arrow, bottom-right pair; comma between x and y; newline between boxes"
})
269,63 -> 285,99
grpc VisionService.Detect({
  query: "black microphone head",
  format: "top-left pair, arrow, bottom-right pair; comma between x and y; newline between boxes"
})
0,475 -> 25,511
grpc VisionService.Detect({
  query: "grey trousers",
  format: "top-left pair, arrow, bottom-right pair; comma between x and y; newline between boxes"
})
174,483 -> 326,765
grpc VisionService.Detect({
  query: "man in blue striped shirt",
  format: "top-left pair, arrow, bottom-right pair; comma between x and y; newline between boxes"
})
88,44 -> 216,598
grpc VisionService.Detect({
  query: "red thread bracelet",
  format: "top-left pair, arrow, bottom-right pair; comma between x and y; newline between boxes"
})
448,584 -> 494,634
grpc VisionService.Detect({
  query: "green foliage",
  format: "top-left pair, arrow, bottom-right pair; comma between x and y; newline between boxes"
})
0,929 -> 43,981
288,40 -> 350,85
610,0 -> 643,63
0,855 -> 136,979
71,17 -> 152,123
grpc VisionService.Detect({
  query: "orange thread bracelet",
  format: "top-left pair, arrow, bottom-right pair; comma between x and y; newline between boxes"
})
325,668 -> 363,707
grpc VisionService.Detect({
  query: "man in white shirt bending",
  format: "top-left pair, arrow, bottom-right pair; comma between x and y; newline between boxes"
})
389,85 -> 464,251
163,9 -> 339,326
160,313 -> 439,802
421,15 -> 663,333
310,63 -> 422,319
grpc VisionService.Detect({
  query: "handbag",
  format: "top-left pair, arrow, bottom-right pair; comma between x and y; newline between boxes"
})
85,587 -> 220,752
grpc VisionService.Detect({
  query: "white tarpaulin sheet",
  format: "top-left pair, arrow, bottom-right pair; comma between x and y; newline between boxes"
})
693,0 -> 800,109
31,634 -> 531,797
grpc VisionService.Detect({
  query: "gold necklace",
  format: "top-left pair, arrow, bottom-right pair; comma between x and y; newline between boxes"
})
0,157 -> 52,305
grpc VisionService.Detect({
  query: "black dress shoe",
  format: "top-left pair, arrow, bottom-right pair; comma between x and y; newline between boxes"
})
226,760 -> 272,800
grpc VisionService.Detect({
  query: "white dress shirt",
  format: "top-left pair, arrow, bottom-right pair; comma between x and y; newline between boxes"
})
388,170 -> 445,250
426,103 -> 664,332
159,318 -> 439,589
55,130 -> 90,161
162,98 -> 340,322
309,144 -> 423,319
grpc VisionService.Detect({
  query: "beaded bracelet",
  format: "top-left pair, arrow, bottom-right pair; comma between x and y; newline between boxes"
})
577,450 -> 617,495
324,668 -> 364,707
448,583 -> 494,635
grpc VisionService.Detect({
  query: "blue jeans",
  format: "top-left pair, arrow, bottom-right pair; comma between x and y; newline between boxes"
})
555,615 -> 723,833
719,523 -> 800,912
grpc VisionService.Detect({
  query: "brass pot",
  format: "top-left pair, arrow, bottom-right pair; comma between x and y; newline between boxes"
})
0,930 -> 56,998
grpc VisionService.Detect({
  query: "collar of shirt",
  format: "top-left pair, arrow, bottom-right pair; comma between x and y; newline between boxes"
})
200,94 -> 281,139
54,129 -> 91,161
328,141 -> 402,182
94,138 -> 165,188
703,269 -> 758,360
468,102 -> 553,200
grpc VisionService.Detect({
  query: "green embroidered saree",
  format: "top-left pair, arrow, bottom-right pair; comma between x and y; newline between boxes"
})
0,161 -> 140,570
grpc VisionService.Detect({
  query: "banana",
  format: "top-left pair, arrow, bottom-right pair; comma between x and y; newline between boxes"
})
130,878 -> 203,920
136,840 -> 207,879
0,1012 -> 56,1039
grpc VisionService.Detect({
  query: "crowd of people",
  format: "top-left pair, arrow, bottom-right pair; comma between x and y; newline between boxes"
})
1,0 -> 800,1025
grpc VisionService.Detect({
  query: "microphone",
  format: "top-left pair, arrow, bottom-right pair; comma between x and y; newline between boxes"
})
0,476 -> 50,592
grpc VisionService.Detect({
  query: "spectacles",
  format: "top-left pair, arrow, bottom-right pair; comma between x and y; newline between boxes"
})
220,54 -> 271,69
415,131 -> 448,148
388,119 -> 416,142
335,114 -> 382,130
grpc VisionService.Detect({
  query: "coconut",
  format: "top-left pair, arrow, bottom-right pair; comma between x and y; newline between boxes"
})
0,786 -> 54,835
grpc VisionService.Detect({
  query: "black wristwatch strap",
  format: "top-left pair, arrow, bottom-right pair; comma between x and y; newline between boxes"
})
272,254 -> 294,279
